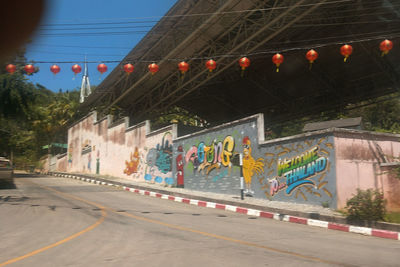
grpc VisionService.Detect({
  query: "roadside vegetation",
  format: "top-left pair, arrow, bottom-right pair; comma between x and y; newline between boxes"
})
0,51 -> 81,169
266,92 -> 400,139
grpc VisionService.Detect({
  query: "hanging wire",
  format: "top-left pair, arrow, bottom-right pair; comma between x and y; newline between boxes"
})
17,33 -> 400,64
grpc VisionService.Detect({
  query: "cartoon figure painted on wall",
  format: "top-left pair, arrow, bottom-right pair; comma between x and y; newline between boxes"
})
144,132 -> 174,185
242,136 -> 264,196
124,147 -> 140,175
176,145 -> 184,187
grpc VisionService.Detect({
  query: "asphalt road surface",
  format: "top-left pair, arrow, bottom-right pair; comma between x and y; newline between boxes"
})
0,174 -> 399,267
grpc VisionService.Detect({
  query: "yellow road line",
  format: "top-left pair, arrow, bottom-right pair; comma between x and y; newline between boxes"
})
0,181 -> 107,267
113,209 -> 350,266
3,178 -> 349,266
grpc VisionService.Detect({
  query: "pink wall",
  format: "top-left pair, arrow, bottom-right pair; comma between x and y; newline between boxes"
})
56,155 -> 67,172
335,133 -> 400,211
65,112 -> 176,185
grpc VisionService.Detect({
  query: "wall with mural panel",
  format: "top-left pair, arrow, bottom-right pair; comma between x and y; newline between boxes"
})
173,114 -> 338,208
62,111 -> 400,211
66,112 -> 176,185
259,135 -> 337,208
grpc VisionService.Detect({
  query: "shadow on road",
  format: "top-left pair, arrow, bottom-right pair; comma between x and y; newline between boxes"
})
0,173 -> 50,190
0,180 -> 16,189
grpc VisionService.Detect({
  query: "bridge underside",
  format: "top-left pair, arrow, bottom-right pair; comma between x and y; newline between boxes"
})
81,0 -> 400,127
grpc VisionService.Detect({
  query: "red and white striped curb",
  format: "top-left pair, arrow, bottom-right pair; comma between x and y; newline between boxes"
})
54,173 -> 400,241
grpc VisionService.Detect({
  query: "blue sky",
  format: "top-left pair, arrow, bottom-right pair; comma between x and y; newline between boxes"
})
25,0 -> 177,92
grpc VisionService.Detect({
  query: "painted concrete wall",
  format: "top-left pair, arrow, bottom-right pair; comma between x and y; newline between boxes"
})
56,154 -> 67,172
60,111 -> 400,210
173,114 -> 338,208
173,116 -> 258,195
335,132 -> 400,211
66,112 -> 176,185
259,135 -> 337,208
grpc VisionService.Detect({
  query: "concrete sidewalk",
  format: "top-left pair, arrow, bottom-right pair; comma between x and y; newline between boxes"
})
49,171 -> 400,234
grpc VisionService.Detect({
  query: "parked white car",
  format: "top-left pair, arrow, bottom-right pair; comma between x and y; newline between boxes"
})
0,157 -> 13,182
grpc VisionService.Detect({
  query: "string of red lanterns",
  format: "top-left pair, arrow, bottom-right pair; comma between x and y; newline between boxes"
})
3,40 -> 394,75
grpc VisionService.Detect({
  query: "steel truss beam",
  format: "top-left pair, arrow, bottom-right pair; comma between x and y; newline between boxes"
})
130,0 -> 329,122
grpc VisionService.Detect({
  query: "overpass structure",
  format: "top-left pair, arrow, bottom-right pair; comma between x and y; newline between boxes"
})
80,0 -> 400,127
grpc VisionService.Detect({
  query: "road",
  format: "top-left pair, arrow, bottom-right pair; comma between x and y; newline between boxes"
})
0,174 -> 399,267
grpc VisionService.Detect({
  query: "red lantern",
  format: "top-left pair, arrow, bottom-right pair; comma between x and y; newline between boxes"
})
206,59 -> 216,72
24,64 -> 35,75
148,63 -> 159,75
5,64 -> 16,74
239,57 -> 250,70
97,63 -> 107,74
272,53 -> 284,72
50,64 -> 60,75
306,49 -> 318,69
340,44 -> 353,62
178,61 -> 189,74
123,63 -> 134,74
72,64 -> 82,75
380,39 -> 393,56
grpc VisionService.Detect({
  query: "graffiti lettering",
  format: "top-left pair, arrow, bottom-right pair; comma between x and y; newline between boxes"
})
278,146 -> 318,176
185,136 -> 235,174
285,157 -> 327,194
269,177 -> 286,196
275,146 -> 327,194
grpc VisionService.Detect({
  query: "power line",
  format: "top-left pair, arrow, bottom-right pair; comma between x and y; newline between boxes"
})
15,33 -> 400,64
38,0 -> 354,25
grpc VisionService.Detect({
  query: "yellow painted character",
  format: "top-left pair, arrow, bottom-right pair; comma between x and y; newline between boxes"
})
242,136 -> 264,195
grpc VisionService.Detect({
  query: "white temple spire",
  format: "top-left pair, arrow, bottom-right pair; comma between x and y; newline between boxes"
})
79,57 -> 91,103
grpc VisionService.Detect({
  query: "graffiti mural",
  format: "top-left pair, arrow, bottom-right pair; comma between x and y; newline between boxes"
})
144,132 -> 174,185
259,137 -> 334,202
185,135 -> 237,176
176,145 -> 184,187
124,147 -> 141,175
173,120 -> 256,195
242,136 -> 264,196
68,144 -> 73,166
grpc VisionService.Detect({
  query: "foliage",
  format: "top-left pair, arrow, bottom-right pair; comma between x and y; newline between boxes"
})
1,53 -> 80,167
345,189 -> 387,222
151,106 -> 207,129
384,212 -> 400,224
346,93 -> 400,133
267,92 -> 400,139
